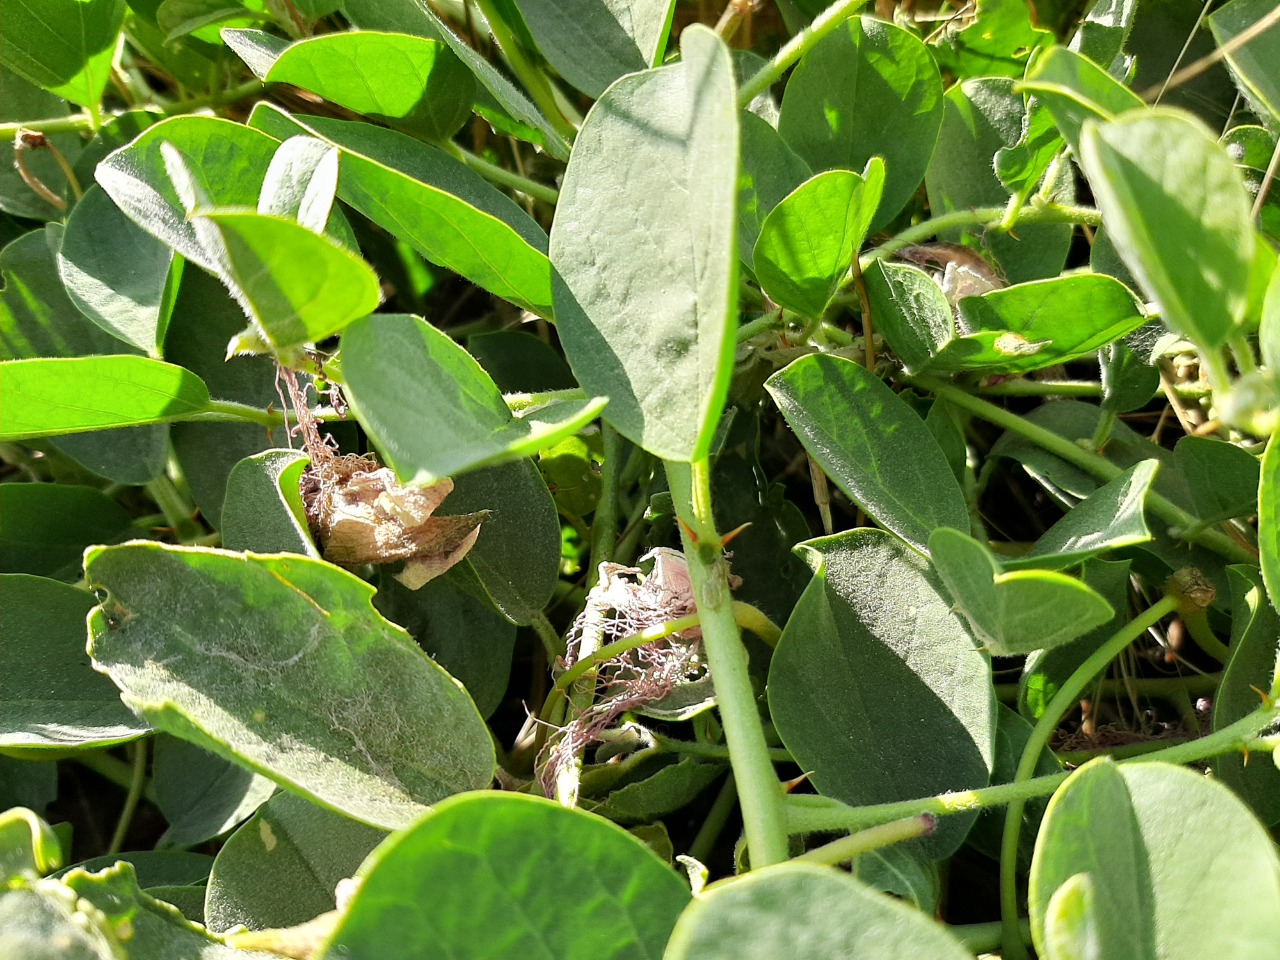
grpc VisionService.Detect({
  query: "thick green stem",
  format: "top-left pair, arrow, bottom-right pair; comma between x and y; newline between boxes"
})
792,815 -> 934,866
145,475 -> 200,540
666,460 -> 789,868
908,375 -> 1258,565
999,595 -> 1178,960
862,203 -> 1103,265
736,0 -> 869,108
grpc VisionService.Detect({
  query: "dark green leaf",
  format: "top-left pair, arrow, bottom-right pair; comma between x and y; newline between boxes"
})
1029,760 -> 1280,959
465,331 -> 577,393
52,851 -> 213,888
249,104 -> 555,317
0,67 -> 80,219
1173,436 -> 1261,524
665,863 -> 972,959
585,758 -> 724,825
1079,110 -> 1255,350
0,574 -> 146,750
221,449 -> 315,556
737,111 -> 810,272
0,484 -> 132,579
324,792 -> 689,960
85,542 -> 496,829
265,33 -> 474,141
851,847 -> 940,915
933,0 -> 1053,80
342,314 -> 605,485
0,0 -> 125,108
778,16 -> 943,230
862,260 -> 955,374
152,736 -> 276,848
769,530 -> 994,858
550,26 -> 737,462
753,162 -> 884,319
765,354 -> 968,554
205,792 -> 385,933
1100,340 -> 1160,414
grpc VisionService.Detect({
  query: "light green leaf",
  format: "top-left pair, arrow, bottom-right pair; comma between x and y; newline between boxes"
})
85,542 -> 496,829
753,162 -> 884,319
249,103 -> 554,317
220,27 -> 289,79
1208,0 -> 1280,129
765,354 -> 968,554
341,314 -> 606,486
550,26 -> 737,462
196,210 -> 381,353
664,863 -> 971,960
205,792 -> 385,934
221,449 -> 316,556
1263,433 -> 1279,618
323,792 -> 689,960
778,16 -> 943,230
265,32 -> 474,141
0,807 -> 63,882
929,528 -> 1115,656
1079,109 -> 1255,350
0,356 -> 211,440
1029,760 -> 1280,959
0,0 -> 125,109
96,115 -> 281,275
768,530 -> 994,859
517,0 -> 675,97
0,574 -> 146,750
57,184 -> 175,356
1018,46 -> 1144,155
257,136 -> 338,232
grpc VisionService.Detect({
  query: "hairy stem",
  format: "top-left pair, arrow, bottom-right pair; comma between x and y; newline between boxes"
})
736,0 -> 869,108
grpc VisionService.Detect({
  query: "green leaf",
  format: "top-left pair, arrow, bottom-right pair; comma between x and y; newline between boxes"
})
777,16 -> 943,230
85,542 -> 496,829
323,792 -> 689,960
0,0 -> 125,108
435,458 -> 561,625
1079,110 -> 1255,350
0,574 -> 147,750
929,274 -> 1148,375
933,0 -> 1053,80
249,104 -> 555,317
374,570 -> 516,720
519,0 -> 674,98
0,67 -> 81,220
0,484 -> 132,579
0,356 -> 211,440
1018,46 -> 1144,155
926,78 -> 1072,284
665,863 -> 971,959
1029,760 -> 1280,959
585,757 -> 725,825
220,27 -> 289,79
1173,435 -> 1261,524
862,260 -> 956,374
0,807 -> 62,882
769,530 -> 994,858
257,135 -> 339,233
265,32 -> 474,141
197,209 -> 381,354
96,115 -> 281,275
1208,0 -> 1280,129
737,111 -> 811,272
1014,459 -> 1158,569
753,162 -> 884,319
1212,566 -> 1280,825
52,851 -> 213,888
221,449 -> 316,556
850,847 -> 940,915
341,314 -> 606,486
550,26 -> 737,462
205,792 -> 385,933
151,737 -> 275,848
57,185 -> 175,357
765,354 -> 968,554
465,330 -> 576,392
0,886 -> 118,959
1262,433 -> 1280,619
1068,0 -> 1138,68
928,528 -> 1115,656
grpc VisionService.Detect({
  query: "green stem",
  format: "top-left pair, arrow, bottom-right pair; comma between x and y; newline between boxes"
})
447,143 -> 559,204
994,671 -> 1221,704
107,739 -> 149,856
652,732 -> 793,763
783,702 -> 1279,835
145,475 -> 199,539
1182,607 -> 1231,663
194,399 -> 287,428
667,459 -> 789,869
470,0 -> 576,141
999,595 -> 1178,960
587,425 -> 623,590
736,0 -> 869,108
531,613 -> 566,661
736,309 -> 784,343
792,815 -> 934,866
862,203 -> 1103,264
504,388 -> 588,413
950,919 -> 1033,954
908,375 -> 1258,565
688,773 -> 738,864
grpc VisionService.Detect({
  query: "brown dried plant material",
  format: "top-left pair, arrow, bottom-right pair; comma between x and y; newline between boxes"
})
301,454 -> 488,590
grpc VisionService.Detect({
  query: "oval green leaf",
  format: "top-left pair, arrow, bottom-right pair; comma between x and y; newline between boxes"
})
84,541 -> 496,829
1079,109 -> 1255,350
550,26 -> 737,462
0,484 -> 132,579
0,0 -> 124,109
322,792 -> 689,960
151,736 -> 275,849
664,863 -> 971,960
1029,760 -> 1280,959
221,449 -> 316,556
341,314 -> 606,486
765,354 -> 968,554
753,162 -> 885,319
768,530 -> 995,858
